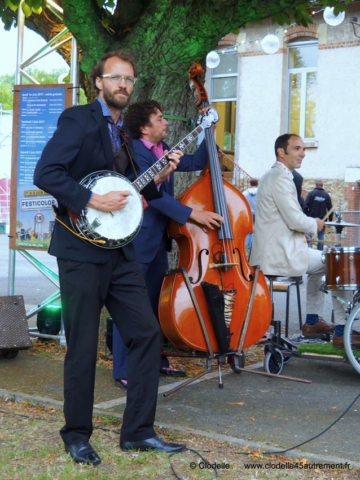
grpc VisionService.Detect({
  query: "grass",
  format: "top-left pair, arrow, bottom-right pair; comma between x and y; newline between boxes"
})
297,342 -> 360,357
0,397 -> 359,480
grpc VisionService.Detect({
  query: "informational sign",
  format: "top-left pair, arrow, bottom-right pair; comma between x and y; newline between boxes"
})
10,84 -> 73,250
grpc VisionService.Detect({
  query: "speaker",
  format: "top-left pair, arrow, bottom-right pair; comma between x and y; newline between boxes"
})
0,295 -> 31,357
37,304 -> 62,336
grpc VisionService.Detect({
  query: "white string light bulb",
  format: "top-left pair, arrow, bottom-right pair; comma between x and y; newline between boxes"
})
206,51 -> 221,68
323,6 -> 345,26
261,34 -> 280,54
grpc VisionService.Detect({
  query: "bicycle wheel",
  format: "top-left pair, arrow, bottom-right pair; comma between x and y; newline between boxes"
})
344,302 -> 360,374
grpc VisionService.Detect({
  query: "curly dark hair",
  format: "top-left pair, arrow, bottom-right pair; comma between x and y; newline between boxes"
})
123,100 -> 163,139
89,50 -> 137,95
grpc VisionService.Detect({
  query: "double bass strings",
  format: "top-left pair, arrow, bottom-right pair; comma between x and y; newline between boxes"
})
204,128 -> 233,240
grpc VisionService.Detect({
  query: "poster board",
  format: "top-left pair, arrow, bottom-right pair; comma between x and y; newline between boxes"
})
10,84 -> 73,250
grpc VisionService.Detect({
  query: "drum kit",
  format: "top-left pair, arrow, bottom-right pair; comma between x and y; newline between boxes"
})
264,211 -> 360,376
321,211 -> 360,373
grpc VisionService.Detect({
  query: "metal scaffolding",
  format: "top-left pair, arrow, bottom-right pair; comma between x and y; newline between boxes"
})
8,1 -> 79,342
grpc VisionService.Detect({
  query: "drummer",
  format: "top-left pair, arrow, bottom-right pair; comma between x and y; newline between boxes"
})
250,133 -> 358,347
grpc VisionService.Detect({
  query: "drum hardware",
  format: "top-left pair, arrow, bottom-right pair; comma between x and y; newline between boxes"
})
324,217 -> 360,246
325,221 -> 360,228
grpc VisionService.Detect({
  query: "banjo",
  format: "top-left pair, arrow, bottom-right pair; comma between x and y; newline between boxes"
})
68,108 -> 218,249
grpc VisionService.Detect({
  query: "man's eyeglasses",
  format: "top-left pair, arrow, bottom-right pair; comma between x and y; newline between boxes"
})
101,74 -> 137,86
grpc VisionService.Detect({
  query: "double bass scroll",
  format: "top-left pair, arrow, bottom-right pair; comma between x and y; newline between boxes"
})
158,63 -> 272,355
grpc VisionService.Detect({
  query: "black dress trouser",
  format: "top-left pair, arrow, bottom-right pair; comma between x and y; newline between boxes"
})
57,249 -> 161,444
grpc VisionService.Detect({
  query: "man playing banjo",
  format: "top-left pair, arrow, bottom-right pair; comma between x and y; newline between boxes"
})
34,50 -> 187,465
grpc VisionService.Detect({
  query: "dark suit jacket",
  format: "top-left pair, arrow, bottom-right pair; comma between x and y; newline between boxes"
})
33,100 -> 160,264
132,139 -> 208,263
292,169 -> 305,209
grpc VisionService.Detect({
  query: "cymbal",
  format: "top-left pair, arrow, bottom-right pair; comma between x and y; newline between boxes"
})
325,221 -> 360,227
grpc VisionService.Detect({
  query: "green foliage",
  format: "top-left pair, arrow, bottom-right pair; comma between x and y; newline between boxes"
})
25,67 -> 68,84
2,0 -> 45,23
0,83 -> 13,110
4,0 -> 20,13
0,73 -> 14,84
0,0 -> 349,25
0,7 -> 14,30
0,68 -> 70,110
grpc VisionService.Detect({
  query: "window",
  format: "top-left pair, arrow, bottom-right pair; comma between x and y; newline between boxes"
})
288,41 -> 317,141
210,53 -> 238,101
208,53 -> 238,152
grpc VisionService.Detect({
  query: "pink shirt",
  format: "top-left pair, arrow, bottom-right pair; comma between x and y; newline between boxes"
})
139,138 -> 168,185
139,138 -> 164,159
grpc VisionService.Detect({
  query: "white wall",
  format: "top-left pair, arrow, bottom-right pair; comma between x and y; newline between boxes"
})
236,53 -> 284,179
307,46 -> 360,179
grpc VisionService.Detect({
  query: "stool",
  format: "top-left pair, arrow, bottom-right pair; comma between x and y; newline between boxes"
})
266,276 -> 303,337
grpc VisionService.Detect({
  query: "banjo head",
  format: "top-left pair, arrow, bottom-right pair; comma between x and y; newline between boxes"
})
72,171 -> 143,249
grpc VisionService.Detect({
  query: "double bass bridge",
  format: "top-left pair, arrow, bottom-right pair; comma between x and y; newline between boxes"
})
209,262 -> 239,270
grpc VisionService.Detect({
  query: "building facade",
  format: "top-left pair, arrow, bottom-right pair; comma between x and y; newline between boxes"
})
208,7 -> 360,245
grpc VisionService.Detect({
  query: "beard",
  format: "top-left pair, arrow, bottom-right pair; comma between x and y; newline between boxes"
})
102,84 -> 131,110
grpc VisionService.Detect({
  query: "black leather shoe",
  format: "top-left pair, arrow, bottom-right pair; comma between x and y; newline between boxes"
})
160,366 -> 186,377
120,436 -> 186,453
114,378 -> 128,389
65,441 -> 101,465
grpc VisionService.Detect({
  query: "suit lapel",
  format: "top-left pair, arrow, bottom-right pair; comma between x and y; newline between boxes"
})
91,101 -> 114,171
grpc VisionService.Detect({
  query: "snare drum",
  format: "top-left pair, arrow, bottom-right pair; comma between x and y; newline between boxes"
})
322,247 -> 360,290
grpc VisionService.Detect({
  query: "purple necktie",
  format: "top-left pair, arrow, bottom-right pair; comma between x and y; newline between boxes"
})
107,119 -> 121,155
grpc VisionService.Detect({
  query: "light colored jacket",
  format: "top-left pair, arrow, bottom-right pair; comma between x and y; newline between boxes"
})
249,162 -> 317,276
243,187 -> 258,215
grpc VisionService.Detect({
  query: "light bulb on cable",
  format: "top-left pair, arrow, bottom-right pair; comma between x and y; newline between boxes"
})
261,34 -> 280,54
206,51 -> 220,69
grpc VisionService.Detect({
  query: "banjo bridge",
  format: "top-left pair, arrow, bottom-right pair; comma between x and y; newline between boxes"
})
90,217 -> 102,230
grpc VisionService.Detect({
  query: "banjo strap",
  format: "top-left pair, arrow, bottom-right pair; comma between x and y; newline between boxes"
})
113,129 -> 139,178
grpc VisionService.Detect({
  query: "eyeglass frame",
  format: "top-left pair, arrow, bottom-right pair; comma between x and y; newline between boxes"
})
101,74 -> 137,86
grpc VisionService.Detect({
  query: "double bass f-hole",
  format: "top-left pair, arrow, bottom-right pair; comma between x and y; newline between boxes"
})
189,248 -> 209,284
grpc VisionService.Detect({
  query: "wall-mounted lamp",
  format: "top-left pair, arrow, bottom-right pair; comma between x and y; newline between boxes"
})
323,6 -> 345,26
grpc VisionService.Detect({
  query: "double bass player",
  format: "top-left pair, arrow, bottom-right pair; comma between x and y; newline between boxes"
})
112,99 -> 224,387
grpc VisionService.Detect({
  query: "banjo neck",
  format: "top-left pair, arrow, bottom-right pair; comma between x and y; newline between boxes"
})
132,115 -> 213,193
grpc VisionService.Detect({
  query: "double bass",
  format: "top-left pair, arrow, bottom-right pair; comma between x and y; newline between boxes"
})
159,63 -> 271,358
